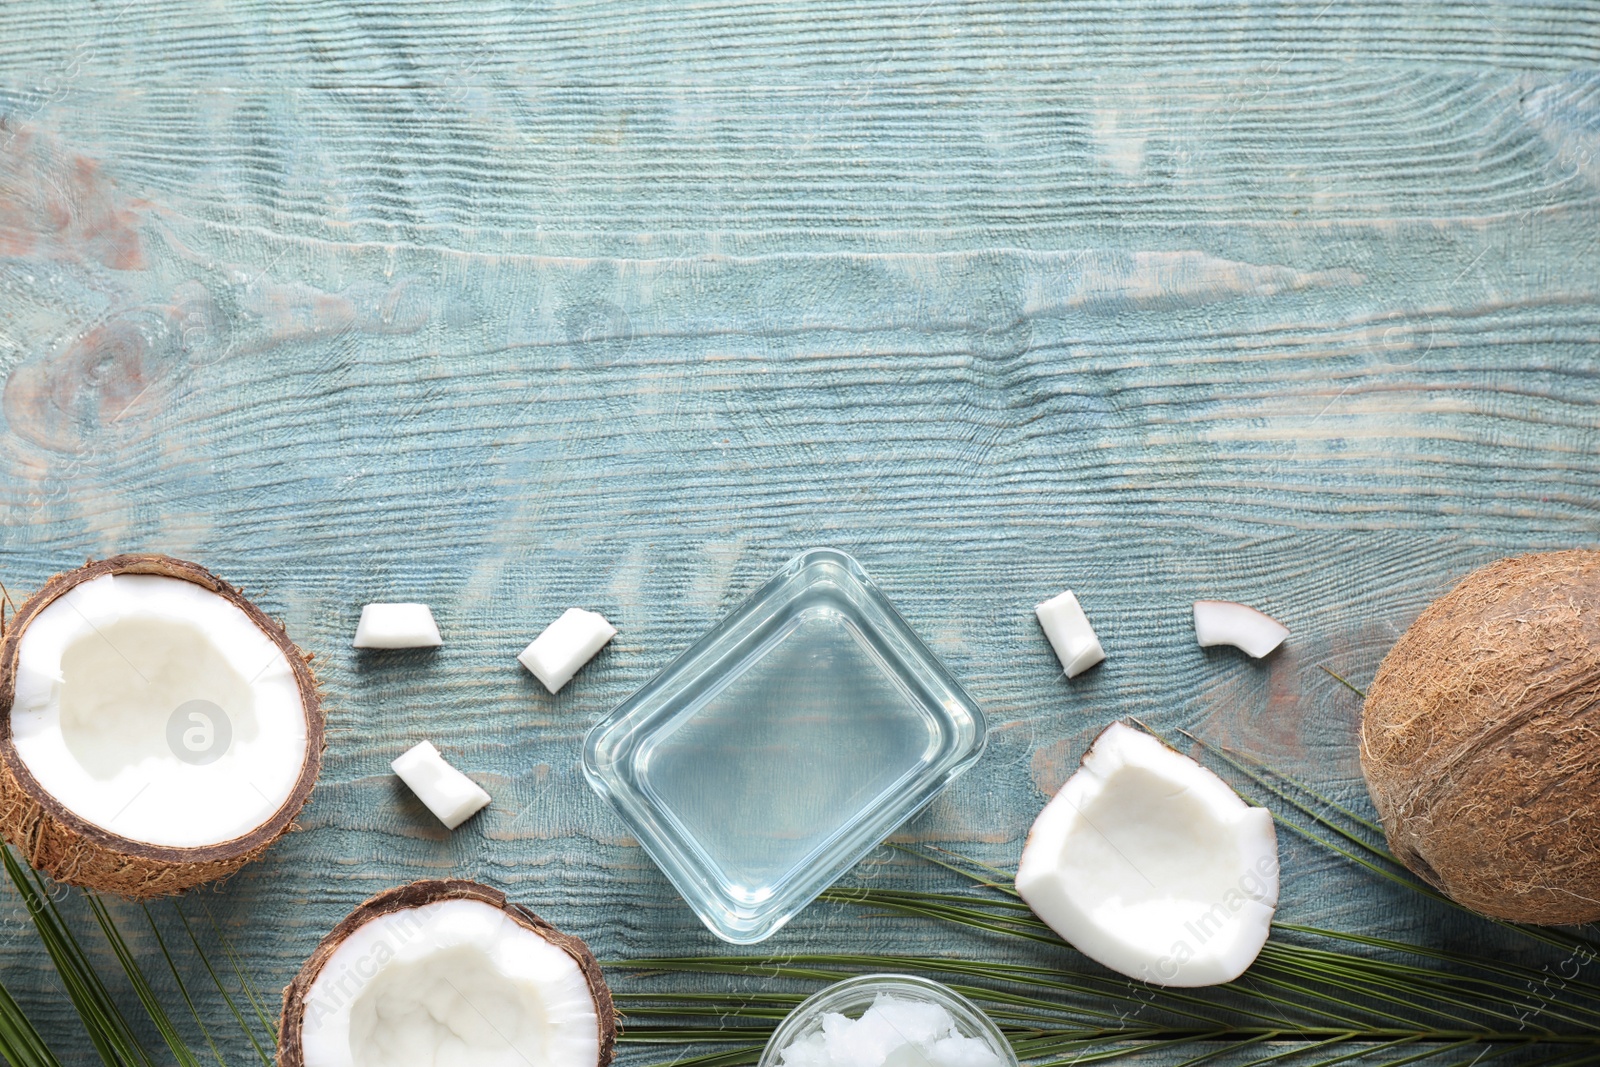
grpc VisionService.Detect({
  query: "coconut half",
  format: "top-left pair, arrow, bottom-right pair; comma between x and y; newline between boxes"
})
1016,722 -> 1278,987
0,555 -> 323,896
280,879 -> 617,1067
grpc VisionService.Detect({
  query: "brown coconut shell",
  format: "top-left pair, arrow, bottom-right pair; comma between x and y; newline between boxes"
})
1360,549 -> 1600,925
278,879 -> 618,1067
0,554 -> 324,898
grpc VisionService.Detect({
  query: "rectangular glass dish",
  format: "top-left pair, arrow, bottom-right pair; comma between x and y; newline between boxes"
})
582,548 -> 987,943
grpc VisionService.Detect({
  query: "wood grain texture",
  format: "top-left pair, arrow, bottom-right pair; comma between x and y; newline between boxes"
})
0,0 -> 1598,1059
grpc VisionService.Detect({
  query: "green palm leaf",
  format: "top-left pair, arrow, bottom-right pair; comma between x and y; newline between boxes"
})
0,847 -> 276,1067
613,709 -> 1600,1067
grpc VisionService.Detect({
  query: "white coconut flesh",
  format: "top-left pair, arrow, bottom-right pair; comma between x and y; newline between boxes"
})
1016,723 -> 1278,987
9,573 -> 308,848
1193,601 -> 1289,658
298,898 -> 601,1067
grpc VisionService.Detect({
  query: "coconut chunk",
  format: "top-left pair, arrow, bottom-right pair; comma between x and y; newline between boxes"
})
281,880 -> 616,1067
518,608 -> 616,693
0,555 -> 323,896
352,603 -> 442,649
1016,722 -> 1278,987
1192,601 -> 1288,658
1034,590 -> 1105,678
391,741 -> 489,830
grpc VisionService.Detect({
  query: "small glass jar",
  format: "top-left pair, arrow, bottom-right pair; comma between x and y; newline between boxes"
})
757,973 -> 1018,1067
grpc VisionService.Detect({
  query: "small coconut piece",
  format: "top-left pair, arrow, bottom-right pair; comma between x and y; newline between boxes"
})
1193,601 -> 1289,658
1035,589 -> 1105,678
352,603 -> 442,649
0,555 -> 323,897
1361,550 -> 1600,925
518,608 -> 616,693
280,879 -> 617,1067
1016,722 -> 1278,987
391,740 -> 490,830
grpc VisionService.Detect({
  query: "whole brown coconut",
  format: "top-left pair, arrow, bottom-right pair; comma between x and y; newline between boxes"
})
0,554 -> 324,897
1361,550 -> 1600,925
279,879 -> 617,1067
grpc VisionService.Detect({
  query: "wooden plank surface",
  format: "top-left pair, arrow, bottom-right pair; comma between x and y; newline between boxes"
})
1,0 -> 1598,1058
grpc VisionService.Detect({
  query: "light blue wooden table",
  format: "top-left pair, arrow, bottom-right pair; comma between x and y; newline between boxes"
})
1,1 -> 1597,1059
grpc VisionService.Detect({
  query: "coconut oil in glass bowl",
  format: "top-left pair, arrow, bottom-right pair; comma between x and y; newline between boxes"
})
583,549 -> 986,944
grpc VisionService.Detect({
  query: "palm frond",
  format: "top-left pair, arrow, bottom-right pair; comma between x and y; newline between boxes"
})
1171,714 -> 1600,962
2,847 -> 153,1067
82,892 -> 206,1067
614,722 -> 1600,1067
0,979 -> 66,1067
0,847 -> 277,1066
170,903 -> 275,1065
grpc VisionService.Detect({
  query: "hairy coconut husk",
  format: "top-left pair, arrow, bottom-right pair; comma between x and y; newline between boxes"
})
1361,549 -> 1600,925
0,554 -> 324,898
278,879 -> 618,1067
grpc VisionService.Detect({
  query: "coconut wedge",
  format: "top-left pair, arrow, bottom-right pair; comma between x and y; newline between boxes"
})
1193,601 -> 1289,658
0,555 -> 323,896
280,879 -> 617,1067
1016,723 -> 1278,987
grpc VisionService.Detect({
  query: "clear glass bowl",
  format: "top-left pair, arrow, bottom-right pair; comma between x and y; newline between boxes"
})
757,974 -> 1018,1067
582,548 -> 986,943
